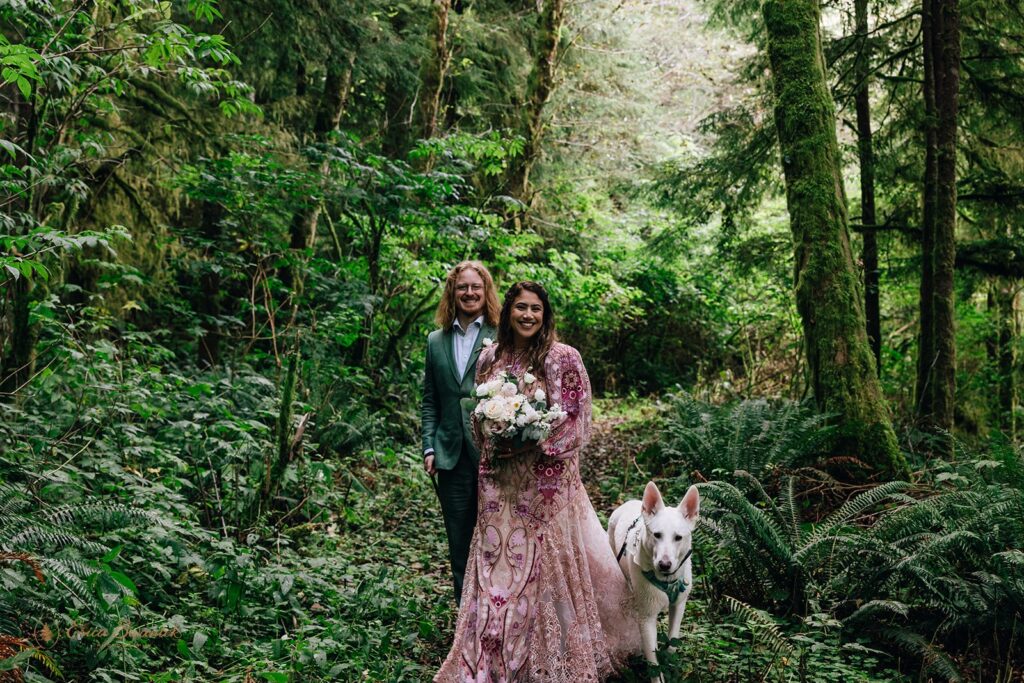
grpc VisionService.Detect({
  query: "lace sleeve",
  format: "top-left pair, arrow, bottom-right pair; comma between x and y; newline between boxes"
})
540,345 -> 592,459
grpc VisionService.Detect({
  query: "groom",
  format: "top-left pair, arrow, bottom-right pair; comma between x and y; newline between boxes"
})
421,261 -> 499,603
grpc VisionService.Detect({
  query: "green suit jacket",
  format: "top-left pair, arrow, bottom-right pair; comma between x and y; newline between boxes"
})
421,323 -> 495,471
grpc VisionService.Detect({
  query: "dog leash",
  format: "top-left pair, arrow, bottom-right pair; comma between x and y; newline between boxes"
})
616,516 -> 642,562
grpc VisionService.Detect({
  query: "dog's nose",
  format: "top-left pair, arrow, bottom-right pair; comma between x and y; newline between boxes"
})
658,560 -> 672,573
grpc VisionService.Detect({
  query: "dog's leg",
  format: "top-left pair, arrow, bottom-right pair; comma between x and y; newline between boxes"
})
666,593 -> 689,653
640,618 -> 663,683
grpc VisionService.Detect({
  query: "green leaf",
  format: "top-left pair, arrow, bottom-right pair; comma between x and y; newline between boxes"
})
109,570 -> 137,595
259,674 -> 289,683
102,545 -> 124,563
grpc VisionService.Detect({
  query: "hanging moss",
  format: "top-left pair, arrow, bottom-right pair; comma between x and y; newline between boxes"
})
763,0 -> 909,477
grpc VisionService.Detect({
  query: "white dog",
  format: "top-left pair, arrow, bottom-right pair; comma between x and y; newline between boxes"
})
608,481 -> 700,680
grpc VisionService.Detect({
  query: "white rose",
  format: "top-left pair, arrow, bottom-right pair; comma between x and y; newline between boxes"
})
500,399 -> 518,422
524,372 -> 536,385
534,388 -> 545,403
483,397 -> 507,421
521,402 -> 540,424
500,382 -> 518,397
477,380 -> 500,397
482,337 -> 493,347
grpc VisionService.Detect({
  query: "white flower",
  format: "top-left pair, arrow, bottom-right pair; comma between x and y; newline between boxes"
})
481,337 -> 493,347
524,372 -> 536,385
483,398 -> 507,421
500,382 -> 518,397
534,388 -> 545,403
476,380 -> 501,397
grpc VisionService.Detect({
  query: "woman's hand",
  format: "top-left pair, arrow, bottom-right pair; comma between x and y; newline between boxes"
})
492,437 -> 534,459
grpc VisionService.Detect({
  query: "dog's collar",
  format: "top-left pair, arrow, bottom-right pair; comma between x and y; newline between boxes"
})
641,548 -> 691,605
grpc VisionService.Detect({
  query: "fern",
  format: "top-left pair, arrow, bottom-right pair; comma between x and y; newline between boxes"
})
876,627 -> 963,682
723,595 -> 796,659
657,393 -> 834,479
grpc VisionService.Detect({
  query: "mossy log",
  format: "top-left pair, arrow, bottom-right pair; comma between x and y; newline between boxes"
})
763,0 -> 908,476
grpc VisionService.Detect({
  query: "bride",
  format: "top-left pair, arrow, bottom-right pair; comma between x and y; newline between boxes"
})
436,281 -> 639,681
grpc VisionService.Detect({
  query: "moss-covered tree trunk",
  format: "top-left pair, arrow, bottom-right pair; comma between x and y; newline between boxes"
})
510,0 -> 564,201
762,0 -> 907,476
854,0 -> 881,375
1,84 -> 37,399
990,281 -> 1015,436
930,0 -> 960,447
916,0 -> 938,418
419,0 -> 452,142
287,51 -> 354,292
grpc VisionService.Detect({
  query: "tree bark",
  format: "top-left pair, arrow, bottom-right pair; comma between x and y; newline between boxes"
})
994,282 -> 1015,436
287,52 -> 355,292
930,0 -> 960,447
917,0 -> 938,419
1,83 -> 37,399
510,0 -> 565,201
762,0 -> 907,476
198,200 -> 224,368
854,0 -> 881,376
419,0 -> 452,142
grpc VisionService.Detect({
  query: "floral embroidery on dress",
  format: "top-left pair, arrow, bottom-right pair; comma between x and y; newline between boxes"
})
560,369 -> 584,417
435,343 -> 640,682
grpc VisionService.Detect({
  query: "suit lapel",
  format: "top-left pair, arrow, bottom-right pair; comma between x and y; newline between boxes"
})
462,324 -> 495,386
441,328 -> 460,385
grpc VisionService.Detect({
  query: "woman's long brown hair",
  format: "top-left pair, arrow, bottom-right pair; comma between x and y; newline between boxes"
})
494,281 -> 557,376
434,261 -> 500,329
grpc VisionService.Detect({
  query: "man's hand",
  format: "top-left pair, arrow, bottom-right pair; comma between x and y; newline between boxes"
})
424,453 -> 437,476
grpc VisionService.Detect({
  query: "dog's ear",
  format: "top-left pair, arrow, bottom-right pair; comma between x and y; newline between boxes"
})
679,484 -> 700,522
642,481 -> 664,517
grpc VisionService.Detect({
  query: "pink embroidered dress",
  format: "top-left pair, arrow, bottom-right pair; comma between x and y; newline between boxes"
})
436,342 -> 640,682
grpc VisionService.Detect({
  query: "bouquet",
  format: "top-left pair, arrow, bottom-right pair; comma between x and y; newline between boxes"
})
472,369 -> 567,446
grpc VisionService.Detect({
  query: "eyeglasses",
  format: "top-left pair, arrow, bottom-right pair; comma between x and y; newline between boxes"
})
455,284 -> 484,293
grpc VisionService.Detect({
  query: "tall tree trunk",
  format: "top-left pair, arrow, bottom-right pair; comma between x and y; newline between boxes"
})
854,0 -> 881,376
991,281 -> 1015,436
198,201 -> 224,368
762,0 -> 907,476
1,85 -> 37,399
419,0 -> 452,142
916,0 -> 938,418
510,0 -> 565,201
287,52 -> 355,292
930,0 -> 960,448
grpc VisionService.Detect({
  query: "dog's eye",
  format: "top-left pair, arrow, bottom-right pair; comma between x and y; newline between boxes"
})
674,535 -> 683,541
653,532 -> 662,539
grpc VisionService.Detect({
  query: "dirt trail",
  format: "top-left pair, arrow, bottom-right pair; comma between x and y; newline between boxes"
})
580,412 -> 652,517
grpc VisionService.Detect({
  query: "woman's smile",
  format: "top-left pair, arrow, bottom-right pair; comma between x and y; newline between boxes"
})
511,290 -> 544,344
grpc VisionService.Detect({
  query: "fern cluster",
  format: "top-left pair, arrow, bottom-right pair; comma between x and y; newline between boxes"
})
693,462 -> 1024,680
644,395 -> 1024,679
0,480 -> 154,678
655,393 -> 834,480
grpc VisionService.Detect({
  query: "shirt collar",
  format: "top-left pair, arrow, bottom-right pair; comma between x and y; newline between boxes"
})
453,316 -> 484,334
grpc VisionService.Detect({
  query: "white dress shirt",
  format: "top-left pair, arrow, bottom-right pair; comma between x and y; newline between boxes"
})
453,315 -> 484,380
